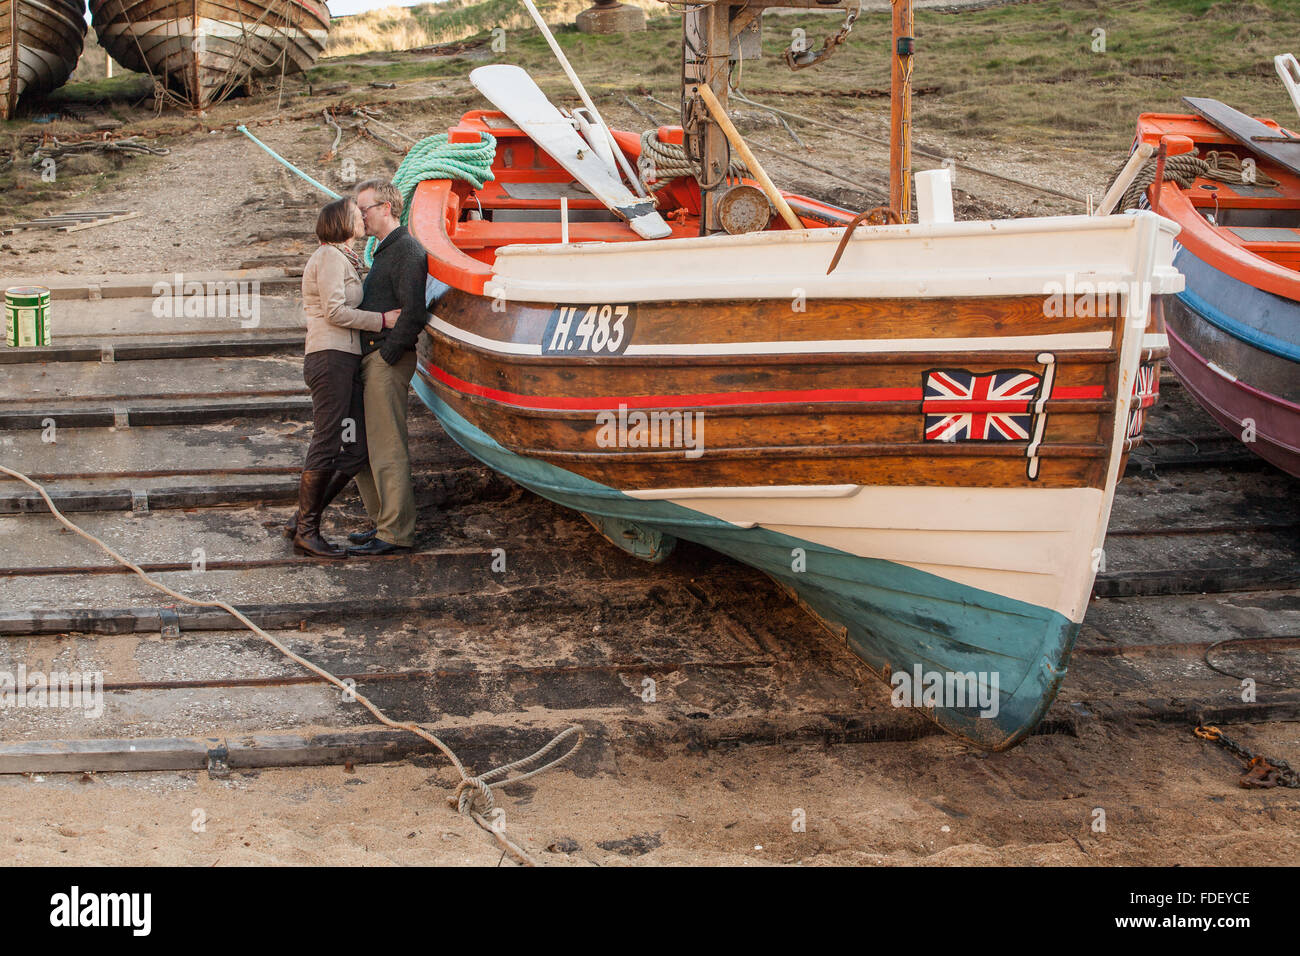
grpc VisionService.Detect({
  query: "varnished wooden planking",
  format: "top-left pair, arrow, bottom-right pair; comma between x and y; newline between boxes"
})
0,0 -> 85,120
89,0 -> 328,108
436,289 -> 1122,349
423,377 -> 1109,491
428,334 -> 1116,400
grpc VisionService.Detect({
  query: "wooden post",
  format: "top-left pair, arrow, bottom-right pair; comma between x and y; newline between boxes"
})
890,0 -> 913,222
696,82 -> 803,230
683,2 -> 735,234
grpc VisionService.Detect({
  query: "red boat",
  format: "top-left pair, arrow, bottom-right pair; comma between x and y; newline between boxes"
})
1133,93 -> 1300,477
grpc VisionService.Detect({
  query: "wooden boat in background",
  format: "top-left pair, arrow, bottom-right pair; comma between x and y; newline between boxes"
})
1,0 -> 86,120
89,0 -> 330,110
1132,87 -> 1300,477
399,1 -> 1182,750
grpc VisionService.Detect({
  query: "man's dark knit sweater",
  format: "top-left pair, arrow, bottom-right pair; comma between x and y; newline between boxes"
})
359,225 -> 429,366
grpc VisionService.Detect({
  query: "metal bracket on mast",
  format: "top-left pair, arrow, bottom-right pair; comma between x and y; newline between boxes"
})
784,0 -> 860,71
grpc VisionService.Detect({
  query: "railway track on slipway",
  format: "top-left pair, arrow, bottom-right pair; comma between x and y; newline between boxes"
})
0,285 -> 1296,777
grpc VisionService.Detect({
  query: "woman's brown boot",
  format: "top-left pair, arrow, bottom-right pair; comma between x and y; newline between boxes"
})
284,470 -> 353,538
292,470 -> 347,558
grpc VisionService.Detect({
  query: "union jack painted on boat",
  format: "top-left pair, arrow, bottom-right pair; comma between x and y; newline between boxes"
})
923,368 -> 1043,442
1127,362 -> 1159,438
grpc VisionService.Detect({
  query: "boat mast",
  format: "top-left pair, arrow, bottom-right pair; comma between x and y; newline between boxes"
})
890,0 -> 913,222
683,0 -> 912,232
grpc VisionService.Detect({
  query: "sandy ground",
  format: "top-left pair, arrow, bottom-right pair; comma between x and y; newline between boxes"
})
2,720 -> 1295,866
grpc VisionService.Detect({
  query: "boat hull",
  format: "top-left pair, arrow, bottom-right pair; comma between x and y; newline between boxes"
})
415,381 -> 1080,750
89,0 -> 329,109
406,211 -> 1179,749
406,106 -> 1181,749
1135,110 -> 1300,477
0,0 -> 86,120
1166,245 -> 1300,476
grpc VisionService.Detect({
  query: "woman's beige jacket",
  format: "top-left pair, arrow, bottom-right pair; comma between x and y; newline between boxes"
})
302,244 -> 383,354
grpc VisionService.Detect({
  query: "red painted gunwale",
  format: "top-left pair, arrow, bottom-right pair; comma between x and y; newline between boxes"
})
408,111 -> 853,296
1135,112 -> 1300,302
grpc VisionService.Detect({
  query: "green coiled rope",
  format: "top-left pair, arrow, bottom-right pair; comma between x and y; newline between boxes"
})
364,131 -> 498,266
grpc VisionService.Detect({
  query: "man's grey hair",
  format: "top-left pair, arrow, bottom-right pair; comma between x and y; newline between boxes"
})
355,179 -> 403,218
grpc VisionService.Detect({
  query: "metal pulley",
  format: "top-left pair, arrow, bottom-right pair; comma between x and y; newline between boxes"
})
716,184 -> 773,234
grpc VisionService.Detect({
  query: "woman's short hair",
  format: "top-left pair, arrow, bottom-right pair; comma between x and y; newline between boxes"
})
316,198 -> 355,244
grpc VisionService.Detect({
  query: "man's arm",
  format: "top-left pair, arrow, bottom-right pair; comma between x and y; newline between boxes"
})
379,243 -> 431,364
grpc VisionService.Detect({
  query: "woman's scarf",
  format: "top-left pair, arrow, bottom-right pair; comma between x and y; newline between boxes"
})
330,241 -> 365,276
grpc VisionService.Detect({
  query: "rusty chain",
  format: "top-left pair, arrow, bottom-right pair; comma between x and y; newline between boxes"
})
1194,725 -> 1300,789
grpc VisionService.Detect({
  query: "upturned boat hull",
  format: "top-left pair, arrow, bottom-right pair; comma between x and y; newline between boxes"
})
407,111 -> 1180,749
89,0 -> 329,109
0,0 -> 86,120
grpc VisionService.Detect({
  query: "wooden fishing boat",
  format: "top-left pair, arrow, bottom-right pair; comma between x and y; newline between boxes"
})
402,1 -> 1181,750
89,0 -> 329,110
1131,87 -> 1300,477
0,0 -> 86,120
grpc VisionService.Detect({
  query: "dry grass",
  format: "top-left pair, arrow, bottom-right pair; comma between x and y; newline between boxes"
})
325,0 -> 665,56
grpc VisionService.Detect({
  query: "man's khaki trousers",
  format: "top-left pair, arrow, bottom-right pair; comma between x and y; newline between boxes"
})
354,349 -> 418,547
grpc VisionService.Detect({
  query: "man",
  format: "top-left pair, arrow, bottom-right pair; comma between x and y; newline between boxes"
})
347,179 -> 429,556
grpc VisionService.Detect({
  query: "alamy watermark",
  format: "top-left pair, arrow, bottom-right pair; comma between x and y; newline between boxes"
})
595,404 -> 705,459
1042,276 -> 1152,325
0,666 -> 104,719
890,665 -> 1000,719
152,273 -> 260,328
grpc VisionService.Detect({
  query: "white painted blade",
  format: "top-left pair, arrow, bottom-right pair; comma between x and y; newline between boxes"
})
471,64 -> 671,240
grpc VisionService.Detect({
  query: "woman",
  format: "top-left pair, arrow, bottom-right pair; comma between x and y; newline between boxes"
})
290,197 -> 398,558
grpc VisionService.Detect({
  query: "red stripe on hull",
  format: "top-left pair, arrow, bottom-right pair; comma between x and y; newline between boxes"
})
424,362 -> 1105,412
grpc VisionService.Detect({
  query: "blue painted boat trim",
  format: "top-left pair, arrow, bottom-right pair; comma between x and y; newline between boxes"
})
1174,246 -> 1300,362
413,376 -> 1081,750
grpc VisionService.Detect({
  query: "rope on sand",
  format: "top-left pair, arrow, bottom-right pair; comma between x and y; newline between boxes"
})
0,462 -> 581,866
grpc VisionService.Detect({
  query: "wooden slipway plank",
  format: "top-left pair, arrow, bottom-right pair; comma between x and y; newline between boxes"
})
0,418 -> 459,480
0,421 -> 311,478
0,397 -> 313,430
0,536 -> 650,610
0,724 -> 618,777
1081,590 -> 1300,649
0,355 -> 307,408
0,507 -> 311,570
0,269 -> 296,301
1108,470 -> 1299,533
39,295 -> 306,341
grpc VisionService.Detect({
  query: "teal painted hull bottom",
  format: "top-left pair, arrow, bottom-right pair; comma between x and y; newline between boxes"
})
414,379 -> 1080,750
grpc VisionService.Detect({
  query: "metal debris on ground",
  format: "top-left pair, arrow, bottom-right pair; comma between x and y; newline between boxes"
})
1194,725 -> 1300,789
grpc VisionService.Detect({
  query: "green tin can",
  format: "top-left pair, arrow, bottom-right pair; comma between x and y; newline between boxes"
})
5,286 -> 51,348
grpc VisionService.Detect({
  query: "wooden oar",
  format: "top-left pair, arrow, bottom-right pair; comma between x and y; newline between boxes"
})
1184,96 -> 1300,178
694,83 -> 803,231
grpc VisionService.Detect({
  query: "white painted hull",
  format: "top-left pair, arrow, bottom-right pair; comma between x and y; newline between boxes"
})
485,212 -> 1184,304
628,483 -> 1103,622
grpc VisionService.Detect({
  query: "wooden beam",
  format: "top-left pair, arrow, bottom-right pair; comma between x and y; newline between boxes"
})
696,82 -> 803,230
